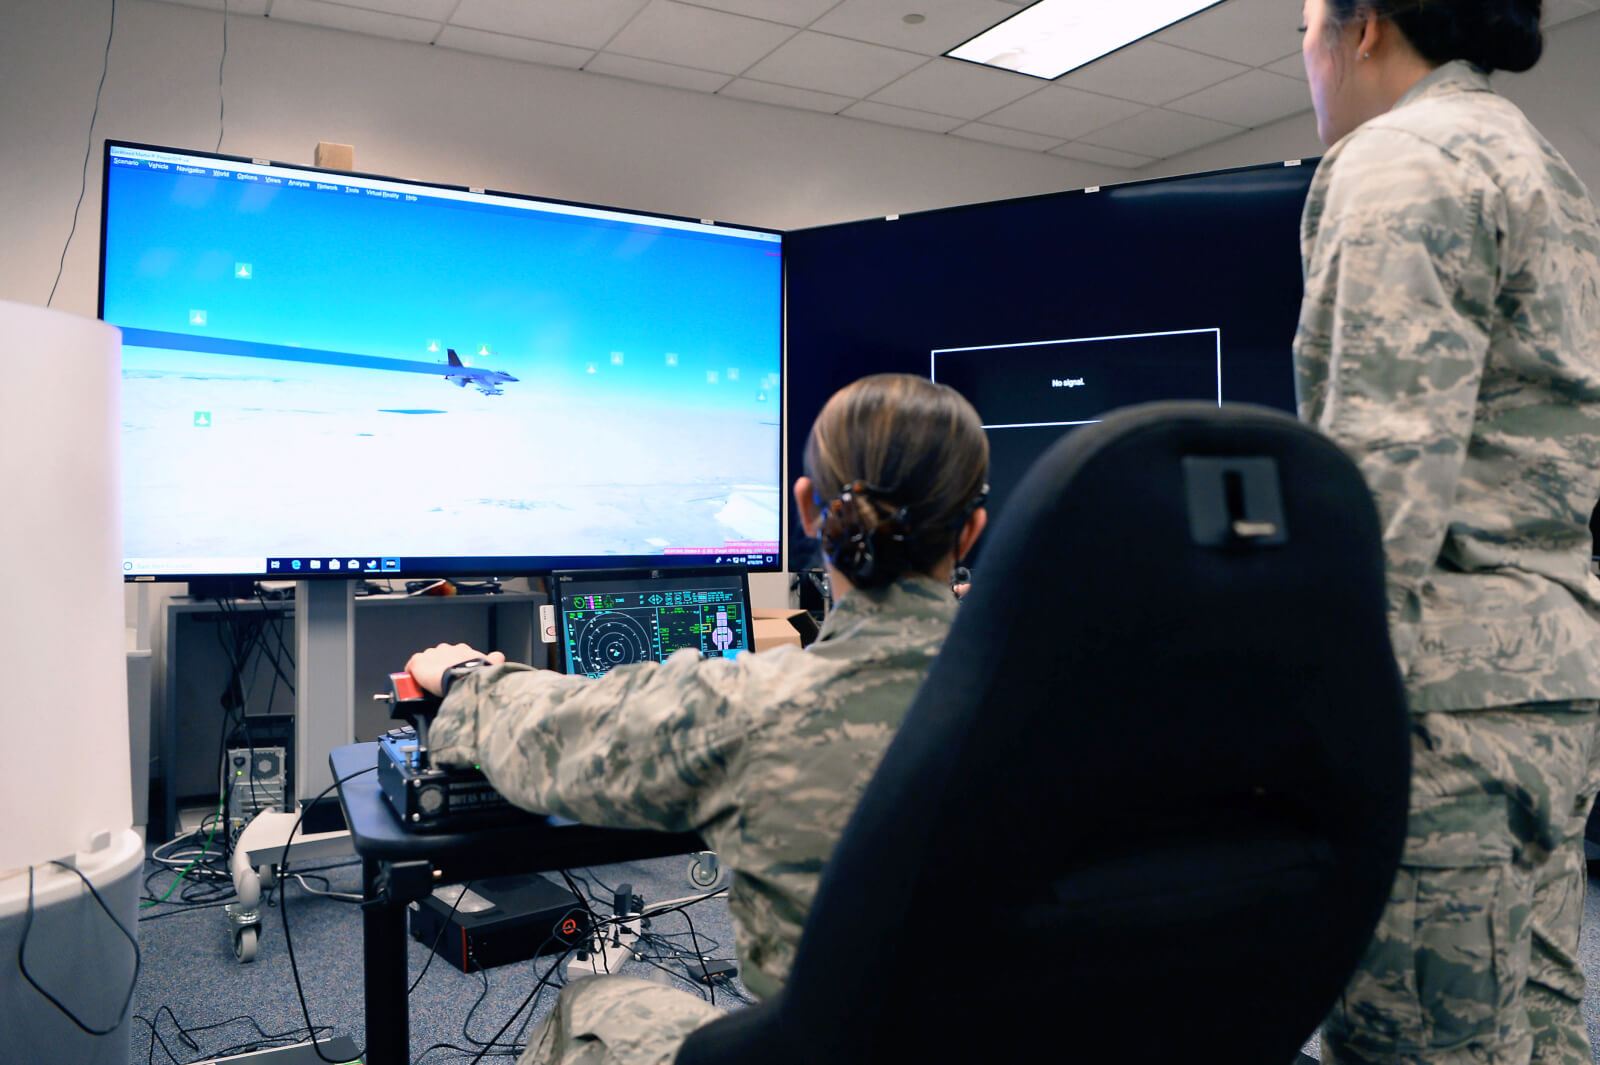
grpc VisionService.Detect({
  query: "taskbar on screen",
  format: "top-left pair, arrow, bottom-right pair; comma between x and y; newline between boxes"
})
124,547 -> 781,580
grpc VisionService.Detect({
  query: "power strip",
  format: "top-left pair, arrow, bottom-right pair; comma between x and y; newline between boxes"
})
565,927 -> 640,979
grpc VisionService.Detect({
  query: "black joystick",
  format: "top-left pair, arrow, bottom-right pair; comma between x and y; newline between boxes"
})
379,672 -> 441,769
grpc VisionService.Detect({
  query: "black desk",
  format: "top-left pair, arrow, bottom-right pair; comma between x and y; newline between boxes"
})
330,743 -> 706,1065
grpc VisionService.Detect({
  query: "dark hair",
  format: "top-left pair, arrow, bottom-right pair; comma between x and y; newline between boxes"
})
803,373 -> 988,589
1325,0 -> 1542,73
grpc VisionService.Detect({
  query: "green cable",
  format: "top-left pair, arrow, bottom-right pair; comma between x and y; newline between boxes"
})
141,798 -> 225,908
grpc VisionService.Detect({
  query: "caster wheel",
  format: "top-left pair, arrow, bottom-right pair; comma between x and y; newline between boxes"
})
687,853 -> 721,889
233,925 -> 259,963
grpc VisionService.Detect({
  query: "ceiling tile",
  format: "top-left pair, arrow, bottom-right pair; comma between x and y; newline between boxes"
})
1156,0 -> 1306,67
980,83 -> 1145,140
950,122 -> 1063,151
1265,51 -> 1308,81
811,0 -> 1025,57
322,0 -> 457,20
151,0 -> 273,14
1166,68 -> 1310,127
1048,141 -> 1156,169
270,0 -> 438,42
607,0 -> 798,75
1079,107 -> 1242,157
719,78 -> 853,113
449,0 -> 650,50
582,52 -> 734,92
677,0 -> 842,26
435,26 -> 594,67
842,100 -> 965,133
869,58 -> 1042,120
742,32 -> 928,98
1059,40 -> 1248,105
1545,0 -> 1600,25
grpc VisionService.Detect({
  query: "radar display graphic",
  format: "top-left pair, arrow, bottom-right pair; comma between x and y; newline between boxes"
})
560,584 -> 749,679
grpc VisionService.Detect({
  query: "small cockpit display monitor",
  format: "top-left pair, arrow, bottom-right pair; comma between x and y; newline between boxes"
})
552,566 -> 754,678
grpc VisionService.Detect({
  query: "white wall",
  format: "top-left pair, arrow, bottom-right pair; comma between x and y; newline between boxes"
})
1,0 -> 1122,319
1148,10 -> 1600,194
10,1 -> 1597,316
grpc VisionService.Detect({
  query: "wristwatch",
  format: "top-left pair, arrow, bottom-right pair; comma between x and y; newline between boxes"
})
438,658 -> 490,699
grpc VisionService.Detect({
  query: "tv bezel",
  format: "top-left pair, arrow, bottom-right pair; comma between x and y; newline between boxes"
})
99,139 -> 787,583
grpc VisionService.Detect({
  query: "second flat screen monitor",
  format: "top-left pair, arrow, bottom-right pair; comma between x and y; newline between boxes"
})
783,161 -> 1316,566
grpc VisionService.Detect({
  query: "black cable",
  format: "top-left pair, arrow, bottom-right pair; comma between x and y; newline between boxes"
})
413,1039 -> 519,1063
46,0 -> 114,308
131,1013 -> 184,1065
18,859 -> 141,1035
410,880 -> 473,994
239,589 -> 298,692
138,898 -> 237,922
215,0 -> 228,153
464,940 -> 577,1065
564,869 -> 608,906
677,905 -> 715,1006
458,959 -> 501,1050
459,914 -> 586,1055
577,867 -> 617,897
557,869 -> 609,966
211,623 -> 248,858
136,1005 -> 334,1064
278,767 -> 375,1064
255,586 -> 298,687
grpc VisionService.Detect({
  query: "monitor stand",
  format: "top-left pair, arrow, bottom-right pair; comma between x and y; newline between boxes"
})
295,579 -> 355,812
225,579 -> 356,965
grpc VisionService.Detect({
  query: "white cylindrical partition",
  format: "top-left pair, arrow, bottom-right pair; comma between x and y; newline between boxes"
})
0,300 -> 129,871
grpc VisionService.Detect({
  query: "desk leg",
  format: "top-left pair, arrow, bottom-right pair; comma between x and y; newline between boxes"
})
363,857 -> 410,1065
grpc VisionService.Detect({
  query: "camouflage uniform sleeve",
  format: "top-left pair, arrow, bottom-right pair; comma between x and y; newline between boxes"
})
1295,129 -> 1503,672
426,650 -> 779,833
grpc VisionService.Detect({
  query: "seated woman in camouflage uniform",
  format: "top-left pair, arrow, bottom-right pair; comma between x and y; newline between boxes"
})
1295,0 -> 1600,1062
405,372 -> 989,1065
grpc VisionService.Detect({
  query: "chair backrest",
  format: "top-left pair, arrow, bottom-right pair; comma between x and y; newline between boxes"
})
679,401 -> 1410,1065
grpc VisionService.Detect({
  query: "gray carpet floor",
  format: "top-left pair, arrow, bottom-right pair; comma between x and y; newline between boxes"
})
131,850 -> 748,1064
130,851 -> 1600,1064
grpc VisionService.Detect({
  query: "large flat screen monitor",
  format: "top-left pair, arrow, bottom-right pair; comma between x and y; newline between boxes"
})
783,160 -> 1316,568
101,141 -> 784,582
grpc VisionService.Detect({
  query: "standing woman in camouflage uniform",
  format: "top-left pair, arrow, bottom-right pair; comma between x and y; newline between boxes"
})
1294,1 -> 1600,1061
405,373 -> 989,1065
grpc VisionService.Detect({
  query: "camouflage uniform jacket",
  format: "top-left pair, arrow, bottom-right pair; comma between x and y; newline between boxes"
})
429,574 -> 958,1001
1294,60 -> 1600,713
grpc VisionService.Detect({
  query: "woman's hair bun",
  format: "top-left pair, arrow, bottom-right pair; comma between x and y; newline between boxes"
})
1387,0 -> 1542,74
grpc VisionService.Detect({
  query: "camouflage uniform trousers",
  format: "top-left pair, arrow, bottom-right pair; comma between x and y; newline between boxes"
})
1323,701 -> 1600,1065
518,973 -> 726,1065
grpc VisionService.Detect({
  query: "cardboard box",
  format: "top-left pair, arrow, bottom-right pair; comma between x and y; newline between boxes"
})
751,608 -> 821,652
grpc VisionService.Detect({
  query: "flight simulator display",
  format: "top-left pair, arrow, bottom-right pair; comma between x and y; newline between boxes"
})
783,161 -> 1317,561
552,567 -> 753,678
101,142 -> 784,581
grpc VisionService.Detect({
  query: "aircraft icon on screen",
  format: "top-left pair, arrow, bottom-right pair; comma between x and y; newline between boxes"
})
441,348 -> 518,396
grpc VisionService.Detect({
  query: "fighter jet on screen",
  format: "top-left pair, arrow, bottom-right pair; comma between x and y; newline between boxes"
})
442,348 -> 518,396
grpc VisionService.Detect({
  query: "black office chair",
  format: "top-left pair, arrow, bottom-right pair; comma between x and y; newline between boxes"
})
678,401 -> 1411,1065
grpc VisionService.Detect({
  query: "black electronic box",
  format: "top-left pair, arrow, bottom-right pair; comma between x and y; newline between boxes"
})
409,874 -> 589,971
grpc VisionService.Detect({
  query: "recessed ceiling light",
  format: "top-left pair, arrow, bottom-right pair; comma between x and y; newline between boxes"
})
903,13 -> 926,23
946,0 -> 1228,80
